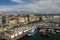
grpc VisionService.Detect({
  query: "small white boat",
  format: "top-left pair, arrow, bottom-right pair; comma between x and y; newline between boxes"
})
27,28 -> 37,36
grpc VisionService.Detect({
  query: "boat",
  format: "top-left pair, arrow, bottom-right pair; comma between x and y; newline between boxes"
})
27,28 -> 38,36
39,29 -> 50,37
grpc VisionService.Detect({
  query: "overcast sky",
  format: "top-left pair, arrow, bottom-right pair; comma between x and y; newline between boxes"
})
0,0 -> 60,14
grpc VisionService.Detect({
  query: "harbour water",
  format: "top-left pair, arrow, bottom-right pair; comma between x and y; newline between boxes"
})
18,30 -> 60,40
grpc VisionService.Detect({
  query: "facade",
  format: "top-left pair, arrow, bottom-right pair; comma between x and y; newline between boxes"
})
42,16 -> 60,23
18,16 -> 28,24
29,15 -> 40,22
8,15 -> 17,26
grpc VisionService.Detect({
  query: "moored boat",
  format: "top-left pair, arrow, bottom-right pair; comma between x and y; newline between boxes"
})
39,29 -> 50,37
27,28 -> 38,36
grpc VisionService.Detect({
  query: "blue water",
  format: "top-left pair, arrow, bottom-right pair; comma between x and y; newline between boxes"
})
18,30 -> 60,40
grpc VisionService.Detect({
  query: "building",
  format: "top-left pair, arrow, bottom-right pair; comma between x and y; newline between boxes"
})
8,15 -> 17,26
29,15 -> 40,22
18,16 -> 28,24
0,14 -> 8,26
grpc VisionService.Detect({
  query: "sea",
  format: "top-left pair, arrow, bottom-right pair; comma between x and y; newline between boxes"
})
18,30 -> 60,40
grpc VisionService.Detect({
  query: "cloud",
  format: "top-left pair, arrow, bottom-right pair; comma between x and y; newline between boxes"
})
11,0 -> 22,3
11,0 -> 39,4
0,0 -> 60,14
0,6 -> 12,11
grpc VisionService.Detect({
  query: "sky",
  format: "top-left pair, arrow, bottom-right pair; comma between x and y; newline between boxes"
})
0,0 -> 60,14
